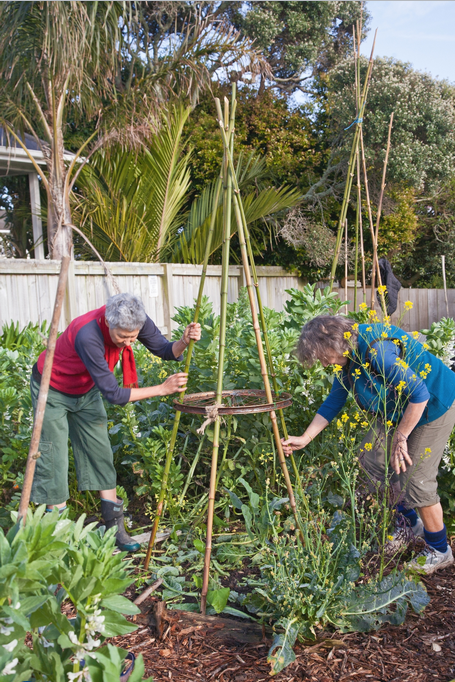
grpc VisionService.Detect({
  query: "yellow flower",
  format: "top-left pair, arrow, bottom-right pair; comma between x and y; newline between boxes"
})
378,285 -> 387,295
423,343 -> 429,350
425,363 -> 432,372
404,300 -> 413,311
343,350 -> 350,357
333,364 -> 342,373
387,535 -> 394,541
341,413 -> 349,422
383,315 -> 391,325
366,326 -> 372,332
352,323 -> 359,331
364,442 -> 373,451
336,419 -> 343,430
397,380 -> 406,392
359,302 -> 368,311
419,370 -> 428,379
344,331 -> 352,340
425,447 -> 432,455
386,420 -> 393,427
412,331 -> 419,340
411,374 -> 417,381
381,331 -> 388,339
350,423 -> 357,429
361,421 -> 369,428
354,368 -> 361,376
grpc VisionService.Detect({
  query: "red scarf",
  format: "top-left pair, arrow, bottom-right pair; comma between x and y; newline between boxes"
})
97,307 -> 138,388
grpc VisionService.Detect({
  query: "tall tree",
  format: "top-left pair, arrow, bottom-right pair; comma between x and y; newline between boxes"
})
0,1 -> 259,259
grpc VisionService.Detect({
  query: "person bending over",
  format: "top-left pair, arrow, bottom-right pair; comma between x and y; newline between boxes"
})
30,292 -> 200,552
282,315 -> 455,574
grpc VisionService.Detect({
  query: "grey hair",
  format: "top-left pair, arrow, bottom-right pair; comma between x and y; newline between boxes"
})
296,315 -> 358,367
105,293 -> 147,331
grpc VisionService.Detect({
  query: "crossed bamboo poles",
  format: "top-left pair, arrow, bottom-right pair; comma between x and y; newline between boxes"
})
145,86 -> 303,616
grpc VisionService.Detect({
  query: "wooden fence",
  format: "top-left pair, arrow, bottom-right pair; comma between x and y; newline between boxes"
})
0,259 -> 453,337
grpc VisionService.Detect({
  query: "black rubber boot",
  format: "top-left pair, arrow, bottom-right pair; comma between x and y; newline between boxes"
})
100,498 -> 140,553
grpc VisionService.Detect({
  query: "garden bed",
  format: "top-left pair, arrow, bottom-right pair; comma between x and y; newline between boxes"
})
111,554 -> 455,681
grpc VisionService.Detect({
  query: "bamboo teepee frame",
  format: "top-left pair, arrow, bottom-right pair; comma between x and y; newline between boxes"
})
145,86 -> 301,616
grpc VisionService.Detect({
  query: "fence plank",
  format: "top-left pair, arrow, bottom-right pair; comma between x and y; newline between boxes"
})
0,259 -> 453,332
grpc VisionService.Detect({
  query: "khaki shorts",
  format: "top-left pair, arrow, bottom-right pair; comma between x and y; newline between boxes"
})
359,401 -> 455,508
30,376 -> 117,505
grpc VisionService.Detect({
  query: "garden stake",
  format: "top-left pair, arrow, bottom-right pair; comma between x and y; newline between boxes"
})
329,29 -> 377,289
231,183 -> 304,545
370,112 -> 394,311
18,255 -> 71,524
344,220 -> 348,314
359,129 -> 386,314
356,145 -> 367,302
214,115 -> 304,499
214,97 -> 303,543
201,93 -> 235,615
442,255 -> 450,317
239,205 -> 304,496
144,176 -> 223,569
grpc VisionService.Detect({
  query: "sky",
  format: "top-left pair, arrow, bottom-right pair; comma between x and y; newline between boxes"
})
361,1 -> 455,82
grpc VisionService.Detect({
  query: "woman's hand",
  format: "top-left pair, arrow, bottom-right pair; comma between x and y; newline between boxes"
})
160,372 -> 188,396
391,432 -> 413,475
281,435 -> 310,456
182,322 -> 201,345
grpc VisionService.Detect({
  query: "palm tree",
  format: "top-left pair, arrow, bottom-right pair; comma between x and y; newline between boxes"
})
72,107 -> 192,262
0,1 -> 260,259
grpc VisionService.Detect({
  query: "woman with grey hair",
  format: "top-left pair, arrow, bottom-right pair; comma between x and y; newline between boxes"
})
30,292 -> 201,552
282,314 -> 455,574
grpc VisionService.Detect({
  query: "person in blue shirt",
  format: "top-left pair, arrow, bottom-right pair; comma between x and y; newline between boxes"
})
282,314 -> 455,574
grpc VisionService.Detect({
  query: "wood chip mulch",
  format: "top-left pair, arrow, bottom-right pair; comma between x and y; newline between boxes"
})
110,559 -> 455,682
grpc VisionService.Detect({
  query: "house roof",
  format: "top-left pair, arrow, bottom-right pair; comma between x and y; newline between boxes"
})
0,126 -> 76,177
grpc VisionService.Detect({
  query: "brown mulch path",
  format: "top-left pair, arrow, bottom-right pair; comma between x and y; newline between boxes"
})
110,559 -> 455,682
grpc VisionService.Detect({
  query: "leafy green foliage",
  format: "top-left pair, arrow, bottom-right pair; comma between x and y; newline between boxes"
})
420,317 -> 455,365
0,507 -> 152,681
283,283 -> 348,330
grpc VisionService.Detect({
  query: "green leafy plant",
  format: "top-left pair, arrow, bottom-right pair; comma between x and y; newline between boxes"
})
420,317 -> 455,365
0,507 -> 152,681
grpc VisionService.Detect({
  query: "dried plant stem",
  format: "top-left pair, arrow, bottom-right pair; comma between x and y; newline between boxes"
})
144,176 -> 223,571
201,93 -> 235,614
370,112 -> 394,312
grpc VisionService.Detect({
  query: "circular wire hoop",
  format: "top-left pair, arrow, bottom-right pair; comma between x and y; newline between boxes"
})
173,389 -> 292,415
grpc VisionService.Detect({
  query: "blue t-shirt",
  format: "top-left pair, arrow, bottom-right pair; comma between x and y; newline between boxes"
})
317,323 -> 455,426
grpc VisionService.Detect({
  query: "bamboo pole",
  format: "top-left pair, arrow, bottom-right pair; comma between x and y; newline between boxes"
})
344,220 -> 348,314
200,92 -> 235,614
329,29 -> 377,289
18,256 -> 71,523
442,255 -> 450,317
240,216 -> 303,494
370,112 -> 394,310
213,114 -> 304,498
359,129 -> 385,312
215,100 -> 304,544
144,179 -> 223,569
356,147 -> 367,301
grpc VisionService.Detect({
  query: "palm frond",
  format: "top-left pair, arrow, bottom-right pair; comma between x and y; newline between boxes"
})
72,107 -> 192,262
